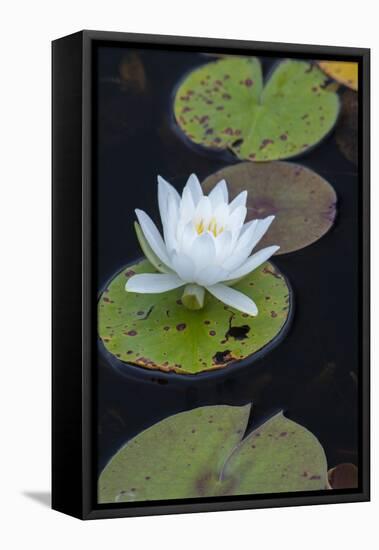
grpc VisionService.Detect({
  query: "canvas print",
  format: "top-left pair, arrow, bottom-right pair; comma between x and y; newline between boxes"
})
95,47 -> 360,505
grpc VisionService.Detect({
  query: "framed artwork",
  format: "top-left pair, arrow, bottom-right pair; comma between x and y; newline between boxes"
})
52,30 -> 370,519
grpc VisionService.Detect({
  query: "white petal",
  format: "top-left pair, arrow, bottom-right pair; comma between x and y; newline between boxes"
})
221,246 -> 252,272
228,204 -> 247,246
229,190 -> 247,212
248,215 -> 276,250
225,245 -> 280,281
191,232 -> 216,272
224,220 -> 261,271
171,253 -> 196,282
214,229 -> 233,262
135,209 -> 171,267
126,273 -> 184,293
180,185 -> 196,225
213,203 -> 229,228
157,175 -> 180,222
134,221 -> 171,273
194,196 -> 212,226
196,265 -> 228,286
231,216 -> 274,264
164,194 -> 179,254
235,220 -> 258,250
185,174 -> 203,206
206,283 -> 258,316
228,204 -> 247,231
177,221 -> 197,256
239,219 -> 258,237
157,177 -> 180,255
208,179 -> 228,207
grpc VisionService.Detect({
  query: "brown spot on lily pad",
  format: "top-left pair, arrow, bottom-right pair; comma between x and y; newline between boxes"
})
259,138 -> 274,150
213,350 -> 234,365
226,324 -> 250,340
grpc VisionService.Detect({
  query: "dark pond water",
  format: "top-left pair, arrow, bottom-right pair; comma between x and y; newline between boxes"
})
95,46 -> 359,480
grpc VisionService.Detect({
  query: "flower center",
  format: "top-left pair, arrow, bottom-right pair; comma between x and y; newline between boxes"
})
195,217 -> 224,237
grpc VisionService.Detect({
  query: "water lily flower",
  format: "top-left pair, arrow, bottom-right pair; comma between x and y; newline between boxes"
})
126,174 -> 279,316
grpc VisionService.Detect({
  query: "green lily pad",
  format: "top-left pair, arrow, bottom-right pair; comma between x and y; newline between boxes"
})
98,259 -> 291,375
174,57 -> 339,161
98,404 -> 328,503
203,162 -> 337,255
335,90 -> 358,166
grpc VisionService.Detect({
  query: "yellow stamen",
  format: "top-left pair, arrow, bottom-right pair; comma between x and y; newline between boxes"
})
195,217 -> 224,237
195,220 -> 204,234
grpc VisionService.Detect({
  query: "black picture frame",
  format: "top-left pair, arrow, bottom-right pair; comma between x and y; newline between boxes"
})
52,30 -> 370,520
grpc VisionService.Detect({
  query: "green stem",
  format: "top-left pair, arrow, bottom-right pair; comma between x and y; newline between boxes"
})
182,284 -> 205,310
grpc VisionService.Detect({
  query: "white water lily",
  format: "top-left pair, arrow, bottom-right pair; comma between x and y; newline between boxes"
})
126,174 -> 279,316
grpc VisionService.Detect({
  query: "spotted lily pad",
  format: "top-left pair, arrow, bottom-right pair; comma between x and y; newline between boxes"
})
98,404 -> 328,503
98,259 -> 291,375
203,162 -> 337,255
174,57 -> 339,161
335,90 -> 358,166
318,61 -> 358,91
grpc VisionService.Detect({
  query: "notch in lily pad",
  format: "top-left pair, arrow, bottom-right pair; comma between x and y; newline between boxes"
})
98,403 -> 328,503
174,57 -> 340,161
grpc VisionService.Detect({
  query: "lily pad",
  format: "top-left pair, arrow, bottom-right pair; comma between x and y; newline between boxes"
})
98,259 -> 291,375
203,162 -> 337,255
174,57 -> 339,161
318,61 -> 358,91
328,463 -> 358,489
98,404 -> 328,503
335,90 -> 358,166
